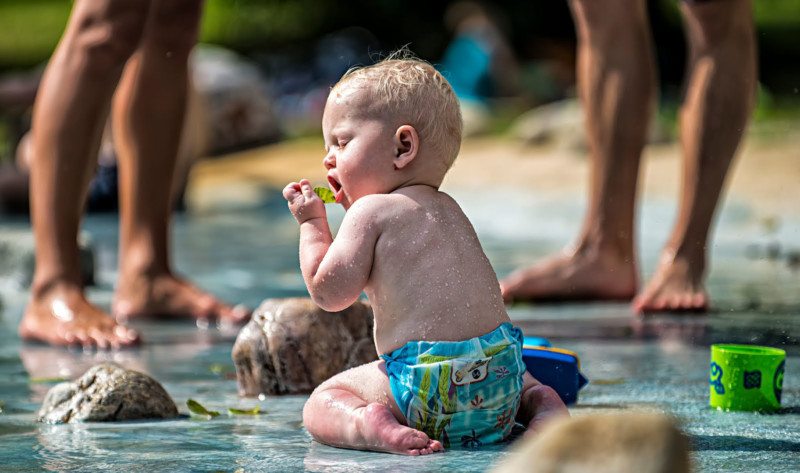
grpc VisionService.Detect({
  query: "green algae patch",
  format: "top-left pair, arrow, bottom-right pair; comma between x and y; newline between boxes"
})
227,406 -> 263,416
314,187 -> 336,203
187,399 -> 220,418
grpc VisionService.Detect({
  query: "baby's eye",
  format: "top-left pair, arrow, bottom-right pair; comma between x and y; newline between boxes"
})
337,140 -> 348,149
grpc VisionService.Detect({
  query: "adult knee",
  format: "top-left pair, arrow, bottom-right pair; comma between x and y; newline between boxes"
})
683,0 -> 754,52
73,2 -> 148,75
145,0 -> 204,58
570,0 -> 648,45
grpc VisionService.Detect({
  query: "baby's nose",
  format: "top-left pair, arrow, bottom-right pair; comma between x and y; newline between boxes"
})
323,152 -> 335,169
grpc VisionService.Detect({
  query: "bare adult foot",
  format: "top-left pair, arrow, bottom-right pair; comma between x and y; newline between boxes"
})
632,253 -> 708,314
113,272 -> 250,325
500,247 -> 637,304
359,403 -> 444,455
20,282 -> 140,349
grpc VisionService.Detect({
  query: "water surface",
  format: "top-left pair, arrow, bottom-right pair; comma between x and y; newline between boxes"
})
1,188 -> 798,472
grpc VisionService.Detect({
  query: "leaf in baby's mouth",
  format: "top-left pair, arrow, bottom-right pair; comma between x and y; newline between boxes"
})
187,399 -> 220,418
227,406 -> 263,416
314,187 -> 336,203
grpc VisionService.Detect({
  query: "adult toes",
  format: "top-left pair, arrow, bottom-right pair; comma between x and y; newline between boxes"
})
88,329 -> 111,350
222,303 -> 251,324
693,293 -> 708,310
114,325 -> 141,346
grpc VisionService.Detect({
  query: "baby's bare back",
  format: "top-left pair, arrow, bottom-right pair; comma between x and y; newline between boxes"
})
364,186 -> 510,354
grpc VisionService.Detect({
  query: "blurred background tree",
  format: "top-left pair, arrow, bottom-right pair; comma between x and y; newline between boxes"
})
0,0 -> 798,126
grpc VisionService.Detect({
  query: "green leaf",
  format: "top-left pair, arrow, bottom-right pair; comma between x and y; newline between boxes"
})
227,406 -> 262,416
187,399 -> 220,418
313,186 -> 336,204
209,363 -> 232,375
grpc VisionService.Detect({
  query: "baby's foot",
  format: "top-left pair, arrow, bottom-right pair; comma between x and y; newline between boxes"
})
522,385 -> 570,436
632,253 -> 708,314
360,403 -> 444,455
113,272 -> 250,325
500,248 -> 637,304
20,282 -> 140,349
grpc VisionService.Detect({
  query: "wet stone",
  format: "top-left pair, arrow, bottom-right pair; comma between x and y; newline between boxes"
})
233,298 -> 376,397
492,412 -> 691,473
37,363 -> 178,424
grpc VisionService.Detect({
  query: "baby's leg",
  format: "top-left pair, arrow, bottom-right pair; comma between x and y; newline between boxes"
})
303,360 -> 443,455
517,371 -> 570,435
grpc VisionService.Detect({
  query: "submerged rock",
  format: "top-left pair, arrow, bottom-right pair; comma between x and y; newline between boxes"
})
491,411 -> 692,473
38,363 -> 178,423
233,298 -> 376,397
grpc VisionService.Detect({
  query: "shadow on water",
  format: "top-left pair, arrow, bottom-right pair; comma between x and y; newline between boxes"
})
691,435 -> 800,452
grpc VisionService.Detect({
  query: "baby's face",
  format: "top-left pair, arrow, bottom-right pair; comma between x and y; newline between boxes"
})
322,86 -> 397,209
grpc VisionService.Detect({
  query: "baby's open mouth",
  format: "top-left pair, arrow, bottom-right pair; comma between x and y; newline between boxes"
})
327,175 -> 343,203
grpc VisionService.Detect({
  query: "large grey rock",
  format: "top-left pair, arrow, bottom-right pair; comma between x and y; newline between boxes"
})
192,46 -> 280,153
233,298 -> 376,397
491,411 -> 692,473
38,363 -> 178,424
510,98 -> 586,150
509,98 -> 671,151
0,230 -> 94,288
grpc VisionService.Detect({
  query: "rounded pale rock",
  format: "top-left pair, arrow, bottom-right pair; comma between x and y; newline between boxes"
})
491,411 -> 692,473
233,298 -> 376,397
37,363 -> 178,423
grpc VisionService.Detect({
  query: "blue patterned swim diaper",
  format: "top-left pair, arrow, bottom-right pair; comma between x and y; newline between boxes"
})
380,322 -> 525,448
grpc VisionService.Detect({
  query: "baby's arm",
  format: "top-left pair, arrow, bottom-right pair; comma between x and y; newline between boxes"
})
283,179 -> 380,312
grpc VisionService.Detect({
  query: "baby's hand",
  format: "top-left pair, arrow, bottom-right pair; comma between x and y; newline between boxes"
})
283,179 -> 327,224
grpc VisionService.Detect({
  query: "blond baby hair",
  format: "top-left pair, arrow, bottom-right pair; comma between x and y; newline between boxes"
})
332,51 -> 463,170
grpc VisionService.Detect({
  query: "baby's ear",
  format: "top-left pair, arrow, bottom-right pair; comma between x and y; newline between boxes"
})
393,125 -> 419,170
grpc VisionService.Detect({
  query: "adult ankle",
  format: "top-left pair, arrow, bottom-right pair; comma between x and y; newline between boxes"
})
573,238 -> 635,267
30,274 -> 83,300
660,244 -> 706,269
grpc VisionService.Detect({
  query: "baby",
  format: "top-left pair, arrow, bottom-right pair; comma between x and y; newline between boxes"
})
283,56 -> 567,455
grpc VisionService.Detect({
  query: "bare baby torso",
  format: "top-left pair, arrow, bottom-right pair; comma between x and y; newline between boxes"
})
357,186 -> 510,355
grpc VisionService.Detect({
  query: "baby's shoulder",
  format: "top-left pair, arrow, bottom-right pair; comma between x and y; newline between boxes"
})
342,194 -> 405,227
349,193 -> 418,217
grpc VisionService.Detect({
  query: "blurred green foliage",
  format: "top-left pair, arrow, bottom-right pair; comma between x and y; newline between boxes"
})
754,0 -> 800,27
201,0 -> 332,50
0,0 -> 799,94
0,0 -> 70,69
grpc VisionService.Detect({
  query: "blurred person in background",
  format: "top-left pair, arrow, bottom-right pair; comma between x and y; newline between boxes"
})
439,1 -> 520,136
501,0 -> 757,313
20,0 -> 247,349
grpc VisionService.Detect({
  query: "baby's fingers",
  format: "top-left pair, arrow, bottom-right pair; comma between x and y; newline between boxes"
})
283,182 -> 302,201
300,179 -> 317,199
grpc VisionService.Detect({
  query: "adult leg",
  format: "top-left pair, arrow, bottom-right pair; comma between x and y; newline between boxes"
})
19,0 -> 147,348
633,0 -> 756,313
303,360 -> 443,455
501,0 -> 656,303
516,372 -> 569,436
111,0 -> 247,324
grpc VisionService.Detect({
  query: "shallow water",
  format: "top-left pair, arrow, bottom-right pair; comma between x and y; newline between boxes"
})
0,188 -> 798,472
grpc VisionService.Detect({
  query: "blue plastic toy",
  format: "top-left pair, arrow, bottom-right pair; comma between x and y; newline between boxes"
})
521,338 -> 589,405
523,336 -> 552,348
